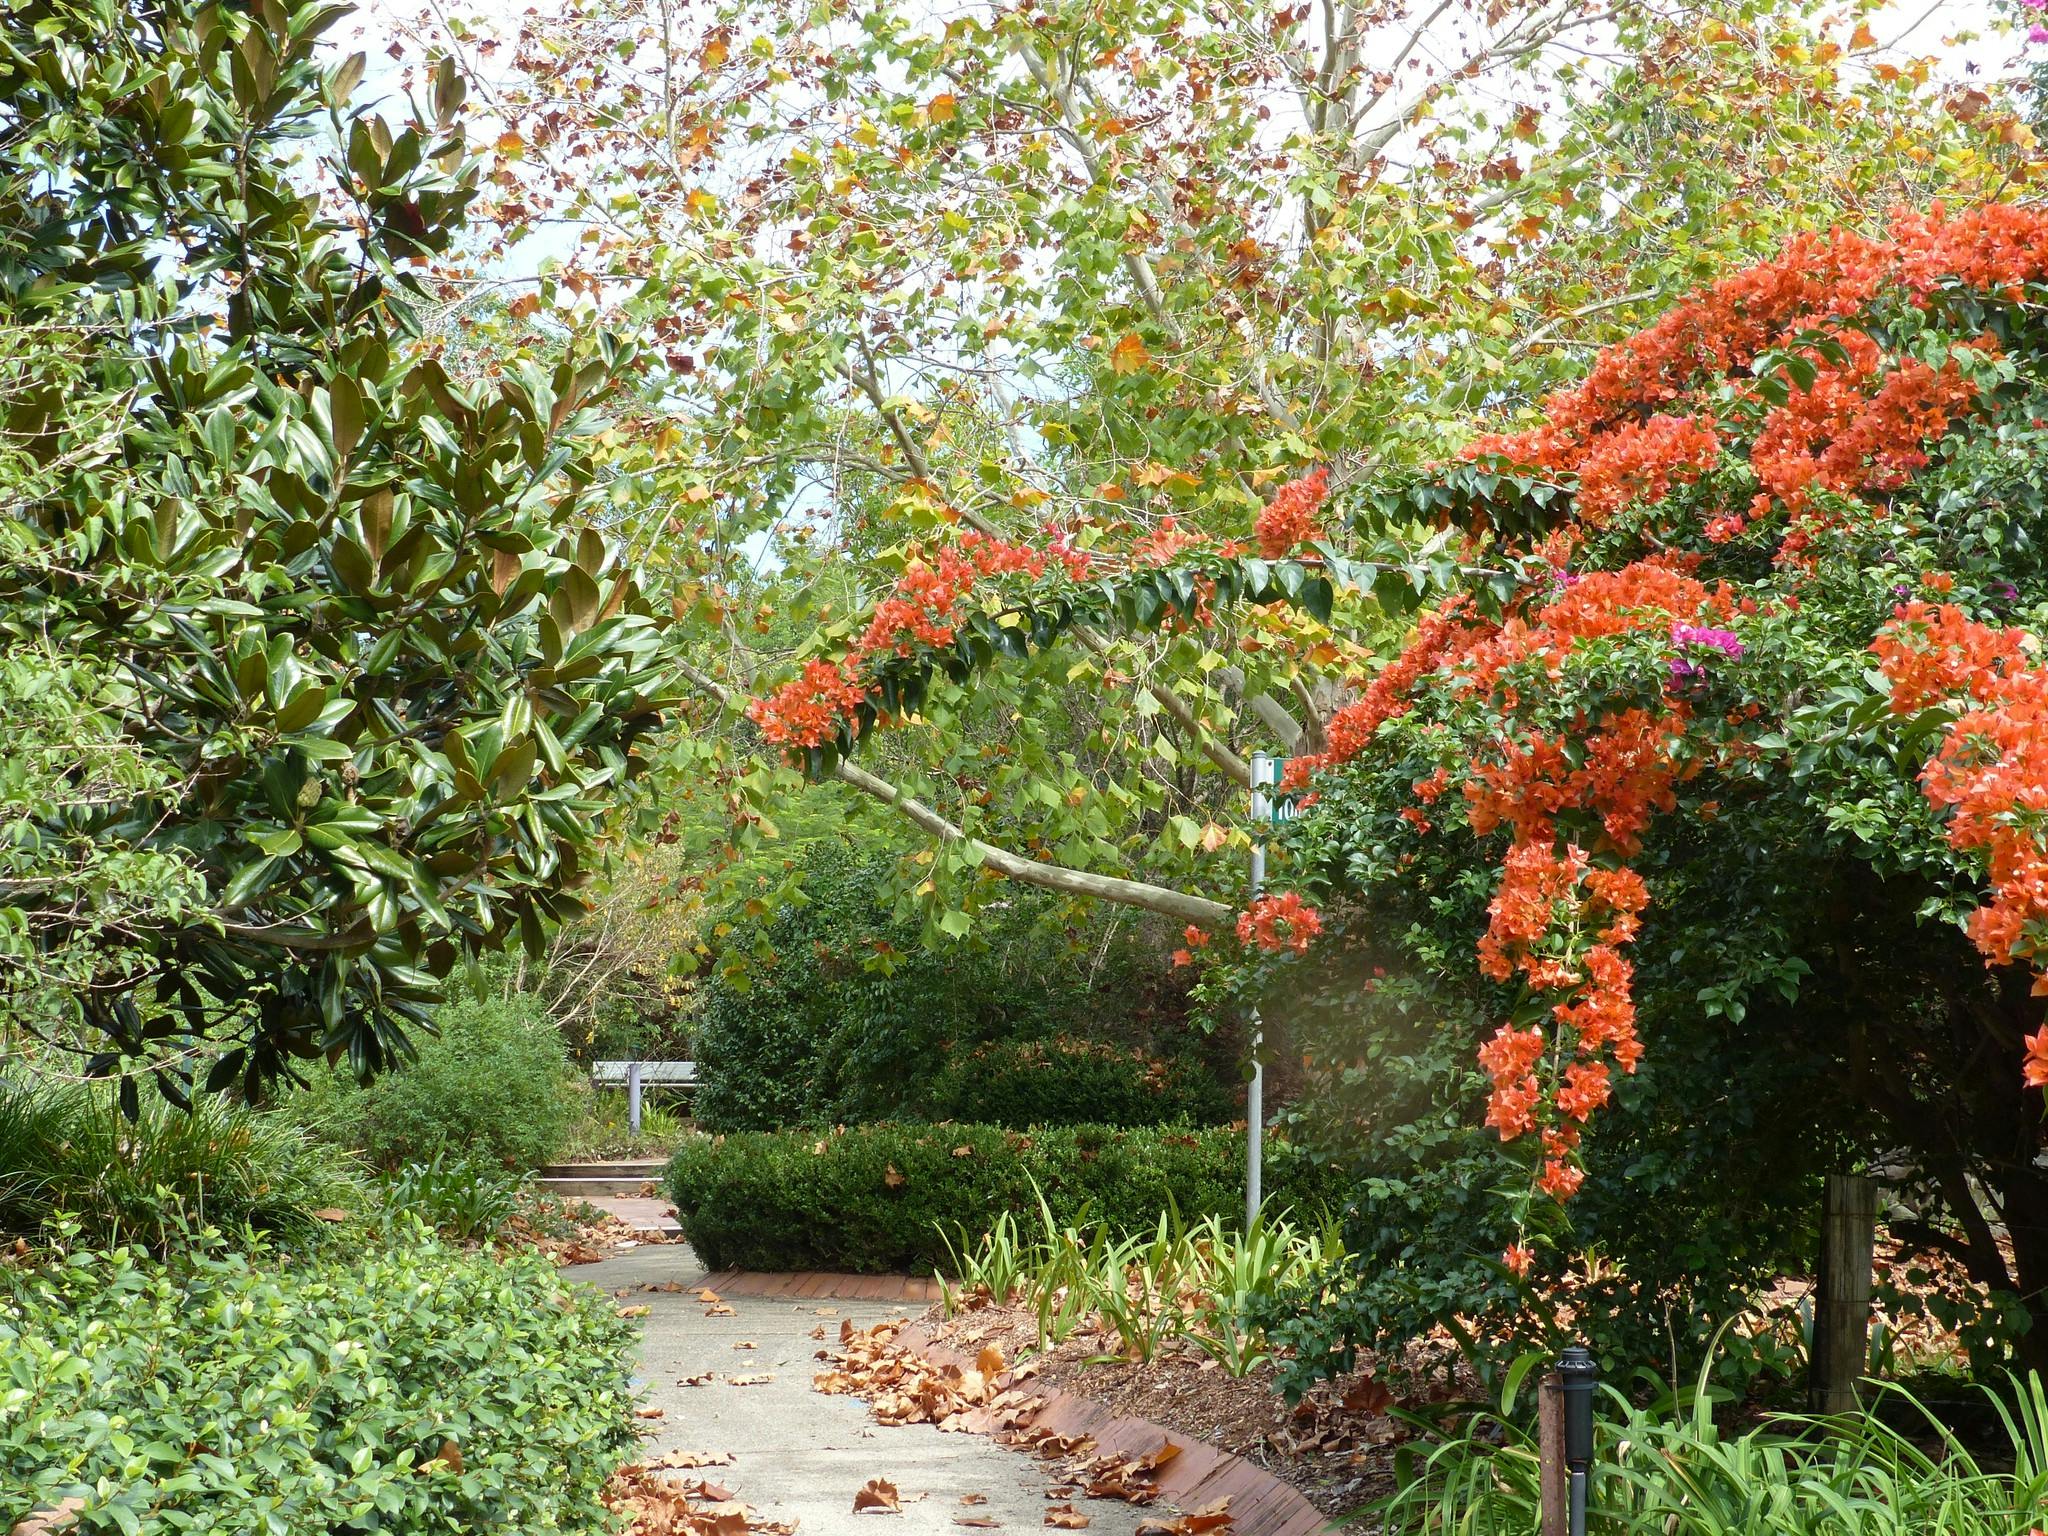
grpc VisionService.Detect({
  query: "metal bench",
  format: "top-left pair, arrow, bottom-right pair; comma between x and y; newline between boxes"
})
591,1060 -> 697,1134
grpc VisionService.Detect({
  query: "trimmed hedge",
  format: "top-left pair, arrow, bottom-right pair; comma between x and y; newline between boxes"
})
921,1037 -> 1232,1128
665,1122 -> 1344,1273
0,1238 -> 638,1533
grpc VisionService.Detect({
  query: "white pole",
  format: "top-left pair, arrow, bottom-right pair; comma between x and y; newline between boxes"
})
1247,751 -> 1273,1229
628,1061 -> 643,1137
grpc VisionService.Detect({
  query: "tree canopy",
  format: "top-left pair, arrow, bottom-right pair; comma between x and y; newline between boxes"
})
393,0 -> 2035,945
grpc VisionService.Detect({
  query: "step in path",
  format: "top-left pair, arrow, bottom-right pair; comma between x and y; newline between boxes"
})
534,1158 -> 670,1198
574,1245 -> 1151,1536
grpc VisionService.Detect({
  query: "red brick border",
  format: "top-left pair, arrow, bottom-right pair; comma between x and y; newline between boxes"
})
700,1269 -> 946,1304
896,1321 -> 1334,1536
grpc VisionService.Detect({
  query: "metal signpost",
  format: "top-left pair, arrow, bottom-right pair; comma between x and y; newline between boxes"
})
1246,750 -> 1293,1229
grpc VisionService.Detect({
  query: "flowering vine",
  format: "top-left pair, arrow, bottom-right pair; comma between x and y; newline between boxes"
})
1266,204 -> 2048,1273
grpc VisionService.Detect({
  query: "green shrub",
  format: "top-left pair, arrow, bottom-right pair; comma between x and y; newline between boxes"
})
0,1235 -> 638,1534
0,1077 -> 361,1249
290,993 -> 574,1170
665,1121 -> 1341,1272
695,842 -> 1209,1132
921,1037 -> 1231,1128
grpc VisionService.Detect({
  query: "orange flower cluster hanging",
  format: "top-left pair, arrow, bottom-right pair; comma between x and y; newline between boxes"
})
1237,890 -> 1324,954
1253,466 -> 1330,558
752,467 -> 1342,753
750,530 -> 1058,748
1874,598 -> 2048,1085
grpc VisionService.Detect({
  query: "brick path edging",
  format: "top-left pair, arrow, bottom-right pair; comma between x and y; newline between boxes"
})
700,1268 -> 946,1303
895,1321 -> 1336,1536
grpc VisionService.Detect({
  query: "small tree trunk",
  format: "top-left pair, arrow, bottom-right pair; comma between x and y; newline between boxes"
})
1538,1372 -> 1567,1536
1809,1172 -> 1877,1414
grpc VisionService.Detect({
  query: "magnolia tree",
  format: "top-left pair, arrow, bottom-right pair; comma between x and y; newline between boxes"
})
0,0 -> 671,1098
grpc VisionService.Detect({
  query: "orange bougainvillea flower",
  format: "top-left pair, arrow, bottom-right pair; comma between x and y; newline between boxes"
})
1236,891 -> 1323,954
2027,1027 -> 2048,1091
1253,465 -> 1330,558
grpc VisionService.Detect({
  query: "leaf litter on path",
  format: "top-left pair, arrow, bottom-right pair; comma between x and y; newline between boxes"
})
604,1461 -> 795,1536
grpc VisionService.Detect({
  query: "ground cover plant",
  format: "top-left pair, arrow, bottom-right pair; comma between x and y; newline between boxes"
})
0,1235 -> 639,1534
666,1122 -> 1342,1273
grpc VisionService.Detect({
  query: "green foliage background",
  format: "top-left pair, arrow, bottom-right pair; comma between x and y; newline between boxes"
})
692,841 -> 1225,1131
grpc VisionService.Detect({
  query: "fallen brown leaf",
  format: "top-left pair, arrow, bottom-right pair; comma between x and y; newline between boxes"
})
1045,1506 -> 1091,1529
726,1373 -> 774,1386
960,1494 -> 989,1507
312,1207 -> 350,1222
619,1305 -> 653,1319
678,1371 -> 718,1387
8,1496 -> 85,1536
734,1340 -> 757,1349
635,1406 -> 666,1420
425,1439 -> 463,1473
853,1477 -> 902,1513
955,1521 -> 1000,1529
647,1449 -> 735,1469
1136,1499 -> 1234,1536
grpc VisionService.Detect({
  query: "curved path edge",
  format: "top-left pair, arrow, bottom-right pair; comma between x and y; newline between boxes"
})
895,1320 -> 1336,1536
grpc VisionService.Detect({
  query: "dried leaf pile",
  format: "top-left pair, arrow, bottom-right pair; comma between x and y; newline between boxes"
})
814,1322 -> 1237,1533
815,1320 -> 1039,1433
603,1454 -> 794,1536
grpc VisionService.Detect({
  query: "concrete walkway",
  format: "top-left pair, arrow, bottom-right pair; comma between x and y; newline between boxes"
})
576,1246 -> 1149,1536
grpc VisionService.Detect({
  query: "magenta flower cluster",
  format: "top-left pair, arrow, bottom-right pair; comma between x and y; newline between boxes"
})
2028,0 -> 2047,44
1668,621 -> 1745,684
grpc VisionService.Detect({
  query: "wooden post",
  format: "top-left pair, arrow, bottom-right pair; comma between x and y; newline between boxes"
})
1809,1172 -> 1878,1415
1538,1372 -> 1567,1536
628,1061 -> 643,1137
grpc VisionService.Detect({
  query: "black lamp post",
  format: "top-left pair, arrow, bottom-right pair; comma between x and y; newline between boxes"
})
1557,1345 -> 1599,1536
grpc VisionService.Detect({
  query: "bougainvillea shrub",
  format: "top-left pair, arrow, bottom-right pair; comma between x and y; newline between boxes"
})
1245,203 -> 2048,1377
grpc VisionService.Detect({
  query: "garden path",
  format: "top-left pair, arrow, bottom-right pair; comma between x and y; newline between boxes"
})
577,1246 -> 1151,1536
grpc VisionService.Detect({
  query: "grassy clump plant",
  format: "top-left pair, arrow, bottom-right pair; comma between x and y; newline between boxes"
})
943,1194 -> 1345,1377
0,1075 -> 361,1249
1379,1352 -> 2048,1535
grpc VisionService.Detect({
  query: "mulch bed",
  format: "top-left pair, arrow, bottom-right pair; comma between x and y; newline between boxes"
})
912,1300 -> 1480,1519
